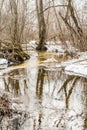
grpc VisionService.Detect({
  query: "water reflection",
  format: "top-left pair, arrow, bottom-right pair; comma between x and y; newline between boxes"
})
36,67 -> 45,101
81,78 -> 87,129
0,63 -> 87,130
60,76 -> 80,109
3,69 -> 29,96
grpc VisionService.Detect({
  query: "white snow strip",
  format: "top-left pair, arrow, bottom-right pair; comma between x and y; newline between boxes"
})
65,64 -> 87,77
42,57 -> 57,63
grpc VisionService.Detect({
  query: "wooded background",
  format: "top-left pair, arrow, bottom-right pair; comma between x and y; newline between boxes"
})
0,0 -> 87,51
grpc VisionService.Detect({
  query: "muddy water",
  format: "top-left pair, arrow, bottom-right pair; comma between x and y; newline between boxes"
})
0,51 -> 87,130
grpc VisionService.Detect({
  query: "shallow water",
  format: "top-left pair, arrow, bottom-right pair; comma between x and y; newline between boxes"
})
0,51 -> 87,130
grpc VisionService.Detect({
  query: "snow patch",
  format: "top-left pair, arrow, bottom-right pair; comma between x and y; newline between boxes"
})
65,64 -> 87,77
42,57 -> 57,63
29,40 -> 37,48
0,58 -> 8,65
46,45 -> 65,53
0,58 -> 8,69
22,40 -> 37,49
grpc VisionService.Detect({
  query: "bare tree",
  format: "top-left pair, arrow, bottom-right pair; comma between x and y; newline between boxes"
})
0,0 -> 5,48
36,0 -> 47,51
0,0 -> 5,30
4,0 -> 30,63
9,0 -> 18,44
59,0 -> 86,51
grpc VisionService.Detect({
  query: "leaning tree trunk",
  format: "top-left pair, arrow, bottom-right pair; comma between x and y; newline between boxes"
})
8,0 -> 29,63
36,0 -> 47,51
59,0 -> 86,51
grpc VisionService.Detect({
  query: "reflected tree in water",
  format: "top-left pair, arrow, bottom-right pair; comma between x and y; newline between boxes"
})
36,67 -> 45,129
81,78 -> 87,130
58,76 -> 80,109
36,67 -> 45,101
3,69 -> 29,96
0,66 -> 87,130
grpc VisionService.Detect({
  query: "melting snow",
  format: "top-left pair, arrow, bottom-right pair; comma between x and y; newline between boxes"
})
46,44 -> 66,53
0,58 -> 8,65
29,40 -> 37,48
0,58 -> 8,69
65,63 -> 87,77
42,57 -> 57,63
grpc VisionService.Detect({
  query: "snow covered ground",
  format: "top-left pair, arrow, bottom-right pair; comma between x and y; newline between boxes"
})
0,58 -> 8,69
0,58 -> 8,65
23,40 -> 78,54
22,40 -> 66,53
65,56 -> 87,78
46,41 -> 66,53
65,64 -> 87,77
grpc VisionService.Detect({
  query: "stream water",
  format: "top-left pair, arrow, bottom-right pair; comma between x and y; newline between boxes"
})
0,51 -> 87,130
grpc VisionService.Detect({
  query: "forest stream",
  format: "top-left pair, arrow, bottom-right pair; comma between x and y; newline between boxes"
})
0,50 -> 87,130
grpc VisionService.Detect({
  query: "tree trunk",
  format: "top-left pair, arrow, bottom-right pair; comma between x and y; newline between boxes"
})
36,0 -> 47,51
0,0 -> 4,49
8,0 -> 29,63
60,0 -> 86,51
